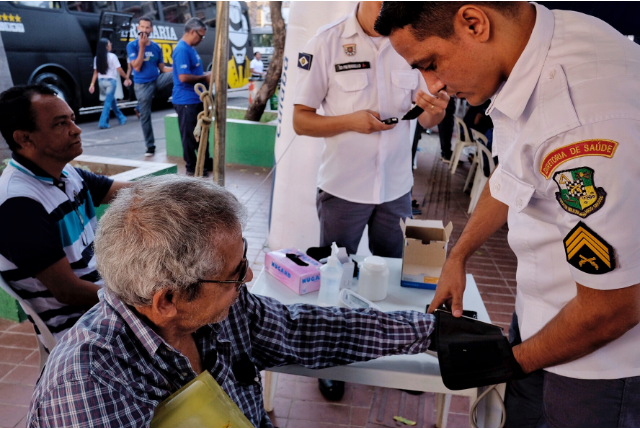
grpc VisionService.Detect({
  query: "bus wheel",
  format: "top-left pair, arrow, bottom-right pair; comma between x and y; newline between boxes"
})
34,72 -> 76,110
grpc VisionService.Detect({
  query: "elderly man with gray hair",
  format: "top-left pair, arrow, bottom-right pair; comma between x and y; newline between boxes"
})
27,175 -> 436,427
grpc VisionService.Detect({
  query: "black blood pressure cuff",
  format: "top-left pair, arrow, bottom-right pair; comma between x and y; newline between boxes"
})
430,310 -> 526,390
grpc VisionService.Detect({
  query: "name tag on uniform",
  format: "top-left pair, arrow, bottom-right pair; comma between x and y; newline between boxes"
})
335,62 -> 371,73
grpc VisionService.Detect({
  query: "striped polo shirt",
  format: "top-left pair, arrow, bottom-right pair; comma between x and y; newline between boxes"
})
0,153 -> 113,340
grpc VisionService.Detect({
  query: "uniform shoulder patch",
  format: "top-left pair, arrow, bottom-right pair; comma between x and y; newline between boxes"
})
553,167 -> 606,218
563,221 -> 615,275
540,139 -> 618,179
298,53 -> 313,70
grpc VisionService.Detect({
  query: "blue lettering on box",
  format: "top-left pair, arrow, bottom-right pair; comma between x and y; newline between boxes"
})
271,262 -> 291,278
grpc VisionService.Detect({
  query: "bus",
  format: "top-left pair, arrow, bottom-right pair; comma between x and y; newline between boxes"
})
0,1 -> 254,114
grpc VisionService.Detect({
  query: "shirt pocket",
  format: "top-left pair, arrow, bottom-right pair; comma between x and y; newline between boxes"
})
391,70 -> 419,112
490,166 -> 536,213
335,72 -> 368,92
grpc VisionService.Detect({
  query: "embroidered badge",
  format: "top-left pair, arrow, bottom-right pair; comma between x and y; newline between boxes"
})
563,221 -> 615,275
298,52 -> 313,70
335,62 -> 371,72
553,167 -> 606,218
540,139 -> 618,179
343,44 -> 356,56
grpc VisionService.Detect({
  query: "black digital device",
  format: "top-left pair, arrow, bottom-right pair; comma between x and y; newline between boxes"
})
401,104 -> 424,120
432,309 -> 523,390
381,117 -> 398,125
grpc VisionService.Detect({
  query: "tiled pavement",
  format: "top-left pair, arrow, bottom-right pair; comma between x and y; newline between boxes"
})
0,130 -> 517,427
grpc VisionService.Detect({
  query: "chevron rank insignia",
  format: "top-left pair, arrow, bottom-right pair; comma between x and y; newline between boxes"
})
563,222 -> 615,274
553,167 -> 606,218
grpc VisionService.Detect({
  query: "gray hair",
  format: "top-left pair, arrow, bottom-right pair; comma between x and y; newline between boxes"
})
95,175 -> 247,307
184,17 -> 206,33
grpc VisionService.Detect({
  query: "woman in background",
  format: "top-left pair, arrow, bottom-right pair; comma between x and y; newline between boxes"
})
89,38 -> 127,129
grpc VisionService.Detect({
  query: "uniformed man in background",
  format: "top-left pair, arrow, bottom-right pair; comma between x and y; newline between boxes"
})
377,2 -> 640,426
293,1 -> 448,258
292,1 -> 449,400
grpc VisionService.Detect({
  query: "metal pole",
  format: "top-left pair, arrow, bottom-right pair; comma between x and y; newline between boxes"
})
212,1 -> 229,186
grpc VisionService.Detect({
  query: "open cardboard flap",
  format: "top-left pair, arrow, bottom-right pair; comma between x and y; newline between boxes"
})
400,219 -> 453,289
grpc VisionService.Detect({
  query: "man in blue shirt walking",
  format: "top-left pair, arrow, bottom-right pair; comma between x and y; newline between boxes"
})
172,18 -> 212,176
126,18 -> 172,157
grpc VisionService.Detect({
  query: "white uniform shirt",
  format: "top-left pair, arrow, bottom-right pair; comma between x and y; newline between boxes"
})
250,57 -> 264,75
93,52 -> 121,80
488,3 -> 640,379
294,4 -> 427,204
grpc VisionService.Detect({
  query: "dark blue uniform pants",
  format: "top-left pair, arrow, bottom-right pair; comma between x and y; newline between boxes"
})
505,312 -> 640,427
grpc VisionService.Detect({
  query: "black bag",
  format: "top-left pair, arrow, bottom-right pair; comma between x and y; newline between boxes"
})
432,309 -> 524,390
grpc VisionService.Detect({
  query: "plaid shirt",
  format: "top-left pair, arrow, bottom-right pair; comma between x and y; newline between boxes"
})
28,287 -> 434,427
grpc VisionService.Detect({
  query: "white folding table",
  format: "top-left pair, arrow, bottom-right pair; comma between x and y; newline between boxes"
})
251,256 -> 506,427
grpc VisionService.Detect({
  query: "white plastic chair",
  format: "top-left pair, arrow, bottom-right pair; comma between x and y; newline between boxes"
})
468,129 -> 496,214
451,116 -> 476,175
0,276 -> 56,370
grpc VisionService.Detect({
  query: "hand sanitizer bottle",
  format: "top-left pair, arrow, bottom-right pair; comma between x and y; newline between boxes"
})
317,242 -> 343,307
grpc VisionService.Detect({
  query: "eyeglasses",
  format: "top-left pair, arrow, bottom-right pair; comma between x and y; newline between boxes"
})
195,30 -> 206,40
199,238 -> 248,292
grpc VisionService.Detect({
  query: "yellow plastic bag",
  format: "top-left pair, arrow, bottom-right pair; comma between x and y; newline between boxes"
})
150,371 -> 254,428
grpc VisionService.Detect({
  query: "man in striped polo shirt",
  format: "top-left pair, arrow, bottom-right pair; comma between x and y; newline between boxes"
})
0,84 -> 130,340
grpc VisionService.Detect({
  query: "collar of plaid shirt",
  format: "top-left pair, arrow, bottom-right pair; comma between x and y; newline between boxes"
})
28,287 -> 434,427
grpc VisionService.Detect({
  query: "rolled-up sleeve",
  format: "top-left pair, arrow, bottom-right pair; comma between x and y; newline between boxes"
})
244,290 -> 434,371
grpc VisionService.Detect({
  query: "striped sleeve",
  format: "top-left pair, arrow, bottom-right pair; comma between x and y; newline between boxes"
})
74,168 -> 113,207
0,197 -> 65,278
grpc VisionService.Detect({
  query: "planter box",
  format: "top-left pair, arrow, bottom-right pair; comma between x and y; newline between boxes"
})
70,155 -> 178,219
0,155 -> 176,322
165,111 -> 276,168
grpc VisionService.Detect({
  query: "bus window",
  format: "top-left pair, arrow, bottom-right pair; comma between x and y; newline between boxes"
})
66,1 -> 115,13
12,1 -> 61,8
160,1 -> 190,24
193,1 -> 215,27
117,1 -> 159,21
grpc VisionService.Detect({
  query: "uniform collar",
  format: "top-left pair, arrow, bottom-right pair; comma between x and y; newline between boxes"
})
341,3 -> 361,38
10,152 -> 67,186
486,3 -> 555,121
341,3 -> 390,50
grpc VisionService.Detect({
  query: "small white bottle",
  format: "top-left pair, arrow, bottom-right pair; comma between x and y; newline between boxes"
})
317,242 -> 344,307
357,256 -> 389,302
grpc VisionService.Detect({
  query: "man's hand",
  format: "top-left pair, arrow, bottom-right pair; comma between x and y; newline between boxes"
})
415,90 -> 450,117
348,110 -> 397,134
428,254 -> 467,317
88,85 -> 95,94
139,31 -> 151,47
124,78 -> 132,87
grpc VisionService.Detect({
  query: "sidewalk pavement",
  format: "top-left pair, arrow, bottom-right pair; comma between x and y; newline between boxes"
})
0,130 -> 517,427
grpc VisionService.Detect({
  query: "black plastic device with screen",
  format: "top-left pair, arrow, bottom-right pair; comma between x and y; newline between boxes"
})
381,117 -> 398,125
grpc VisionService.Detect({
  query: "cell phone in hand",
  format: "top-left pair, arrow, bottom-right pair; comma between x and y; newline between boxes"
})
401,104 -> 424,120
380,117 -> 398,125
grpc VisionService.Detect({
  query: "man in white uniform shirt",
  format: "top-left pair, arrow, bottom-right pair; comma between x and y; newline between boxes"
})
250,52 -> 266,79
377,1 -> 640,426
293,1 -> 448,260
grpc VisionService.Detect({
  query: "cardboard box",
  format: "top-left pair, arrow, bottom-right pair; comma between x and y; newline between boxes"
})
400,219 -> 453,290
265,248 -> 322,295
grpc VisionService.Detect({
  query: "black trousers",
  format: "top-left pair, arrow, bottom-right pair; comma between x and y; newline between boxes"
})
505,312 -> 640,427
173,102 -> 213,173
